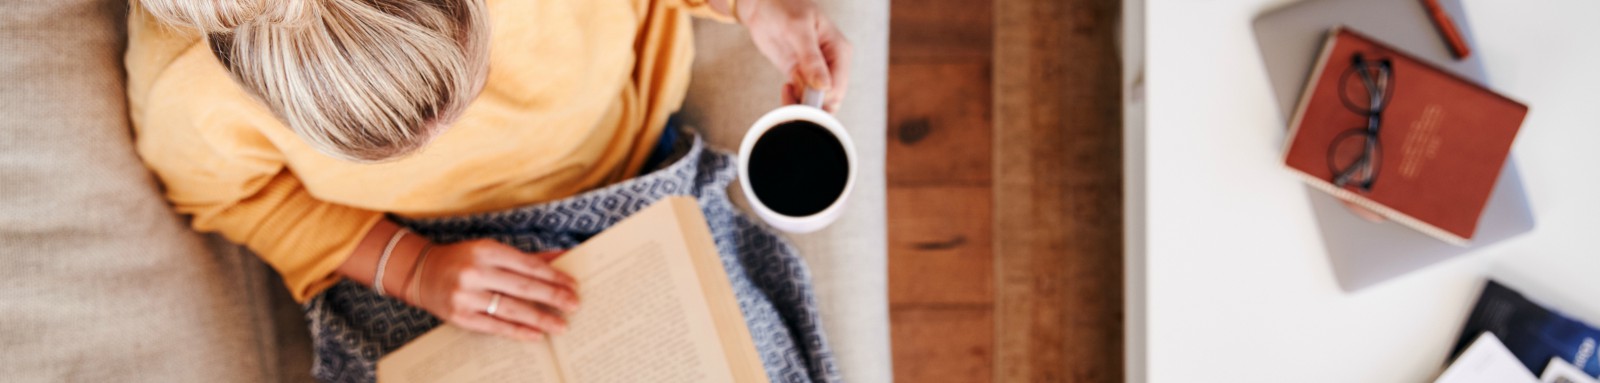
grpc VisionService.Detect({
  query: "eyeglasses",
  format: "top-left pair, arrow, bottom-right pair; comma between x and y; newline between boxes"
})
1327,52 -> 1394,192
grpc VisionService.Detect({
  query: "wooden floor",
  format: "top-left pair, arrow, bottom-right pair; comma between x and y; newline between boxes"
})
886,0 -> 1124,381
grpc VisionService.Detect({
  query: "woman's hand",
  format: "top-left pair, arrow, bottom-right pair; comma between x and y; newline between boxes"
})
411,239 -> 580,342
738,0 -> 852,112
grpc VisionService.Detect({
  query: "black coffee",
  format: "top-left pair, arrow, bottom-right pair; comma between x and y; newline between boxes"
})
748,120 -> 850,217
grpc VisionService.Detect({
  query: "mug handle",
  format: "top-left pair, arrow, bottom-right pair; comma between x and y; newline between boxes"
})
801,88 -> 826,109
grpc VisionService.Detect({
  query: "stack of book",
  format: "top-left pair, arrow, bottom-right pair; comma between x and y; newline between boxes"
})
1435,282 -> 1599,383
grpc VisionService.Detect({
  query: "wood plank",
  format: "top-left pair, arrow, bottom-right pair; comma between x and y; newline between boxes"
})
888,185 -> 993,305
888,0 -> 999,379
890,306 -> 994,383
889,0 -> 993,63
887,61 -> 993,186
992,0 -> 1124,381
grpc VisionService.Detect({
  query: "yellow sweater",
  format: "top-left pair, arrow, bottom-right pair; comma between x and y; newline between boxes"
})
126,0 -> 733,301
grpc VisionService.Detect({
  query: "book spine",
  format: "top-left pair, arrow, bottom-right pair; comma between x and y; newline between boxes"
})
1280,26 -> 1344,166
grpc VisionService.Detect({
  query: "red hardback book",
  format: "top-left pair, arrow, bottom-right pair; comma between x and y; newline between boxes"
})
1283,27 -> 1528,245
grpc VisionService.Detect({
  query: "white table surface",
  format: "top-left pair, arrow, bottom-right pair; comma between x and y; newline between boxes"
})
1137,0 -> 1600,382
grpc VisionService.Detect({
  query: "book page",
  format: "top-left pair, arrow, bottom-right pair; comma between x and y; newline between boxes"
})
546,197 -> 738,383
377,324 -> 563,383
671,199 -> 770,383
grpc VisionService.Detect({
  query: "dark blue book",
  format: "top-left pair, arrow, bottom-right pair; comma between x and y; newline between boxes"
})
1449,281 -> 1600,377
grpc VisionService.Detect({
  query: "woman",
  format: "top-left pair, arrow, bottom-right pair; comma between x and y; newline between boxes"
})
125,0 -> 851,381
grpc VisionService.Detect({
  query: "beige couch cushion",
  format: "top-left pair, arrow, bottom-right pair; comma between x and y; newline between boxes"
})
0,2 -> 287,381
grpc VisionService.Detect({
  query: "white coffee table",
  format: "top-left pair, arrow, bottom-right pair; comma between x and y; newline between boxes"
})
1130,0 -> 1600,381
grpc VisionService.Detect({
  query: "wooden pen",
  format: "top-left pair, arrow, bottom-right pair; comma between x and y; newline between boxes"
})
1420,0 -> 1471,59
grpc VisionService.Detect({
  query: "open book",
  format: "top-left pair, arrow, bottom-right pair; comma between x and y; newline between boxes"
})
377,197 -> 769,383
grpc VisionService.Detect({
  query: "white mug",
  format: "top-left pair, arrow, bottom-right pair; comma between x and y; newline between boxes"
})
737,89 -> 858,233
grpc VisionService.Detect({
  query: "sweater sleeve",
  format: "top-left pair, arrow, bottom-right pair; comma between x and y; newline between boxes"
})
673,0 -> 739,22
183,169 -> 384,303
131,49 -> 384,302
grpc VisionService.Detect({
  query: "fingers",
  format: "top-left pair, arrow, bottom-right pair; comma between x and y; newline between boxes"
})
456,290 -> 570,337
793,38 -> 833,93
787,16 -> 833,100
782,82 -> 799,105
468,267 -> 580,313
532,250 -> 564,263
452,311 -> 546,342
491,294 -> 570,335
474,246 -> 578,288
818,21 -> 852,112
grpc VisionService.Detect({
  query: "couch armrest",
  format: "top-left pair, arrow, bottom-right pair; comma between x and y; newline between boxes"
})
680,1 -> 891,382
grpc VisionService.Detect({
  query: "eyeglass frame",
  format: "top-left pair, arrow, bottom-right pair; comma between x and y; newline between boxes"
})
1327,52 -> 1394,192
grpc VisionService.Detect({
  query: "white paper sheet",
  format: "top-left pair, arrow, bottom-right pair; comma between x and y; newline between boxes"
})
1435,333 -> 1539,383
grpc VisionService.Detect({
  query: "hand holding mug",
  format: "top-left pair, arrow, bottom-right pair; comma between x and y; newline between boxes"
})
738,0 -> 852,112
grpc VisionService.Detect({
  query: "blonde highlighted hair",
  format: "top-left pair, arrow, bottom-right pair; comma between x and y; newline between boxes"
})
141,0 -> 490,162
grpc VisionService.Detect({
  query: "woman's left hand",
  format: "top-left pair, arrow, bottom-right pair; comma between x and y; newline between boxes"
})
737,0 -> 852,112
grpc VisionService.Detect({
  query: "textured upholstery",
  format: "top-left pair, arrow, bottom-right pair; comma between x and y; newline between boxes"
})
0,1 -> 288,381
0,1 -> 888,382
